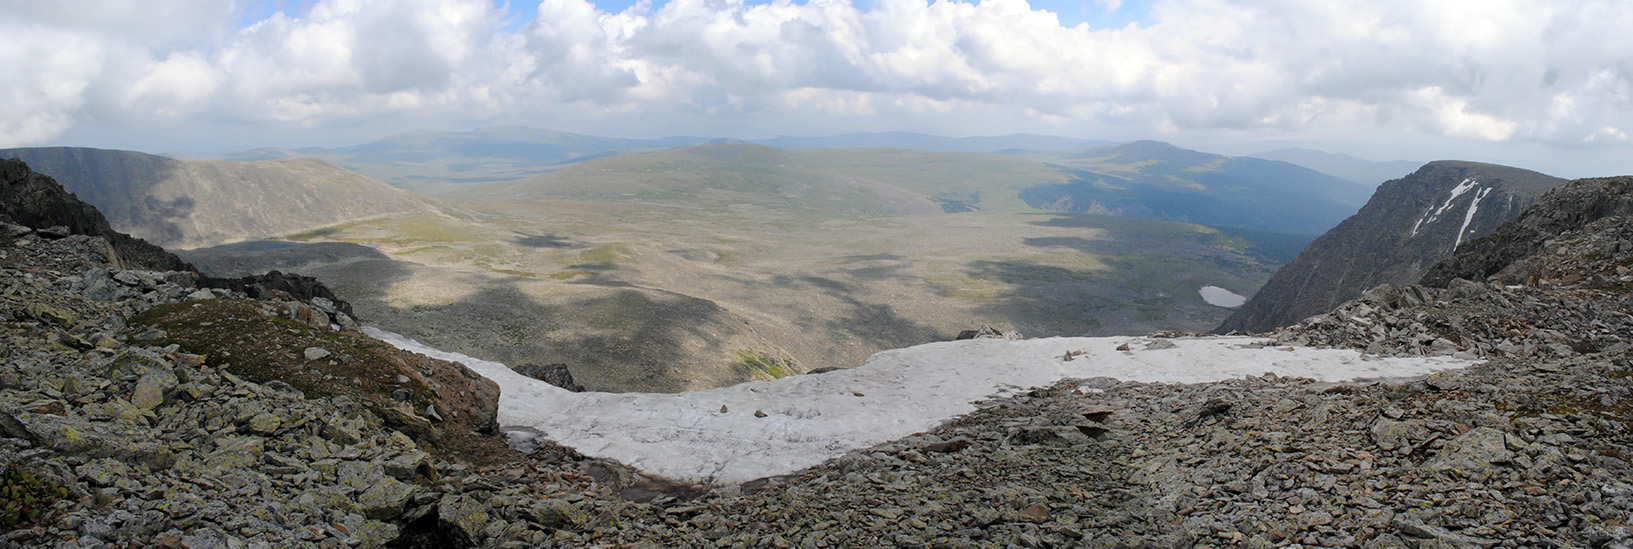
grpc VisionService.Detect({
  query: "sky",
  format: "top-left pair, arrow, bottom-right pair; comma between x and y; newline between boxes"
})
3,0 -> 1632,178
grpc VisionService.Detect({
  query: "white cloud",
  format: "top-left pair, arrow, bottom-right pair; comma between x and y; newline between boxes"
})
1,0 -> 1631,165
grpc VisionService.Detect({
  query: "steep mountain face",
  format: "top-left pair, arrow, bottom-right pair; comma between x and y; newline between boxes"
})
1216,160 -> 1565,333
1022,141 -> 1371,235
1422,176 -> 1633,288
0,147 -> 438,249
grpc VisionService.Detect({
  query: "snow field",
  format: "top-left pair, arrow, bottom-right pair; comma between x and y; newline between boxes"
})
366,328 -> 1477,484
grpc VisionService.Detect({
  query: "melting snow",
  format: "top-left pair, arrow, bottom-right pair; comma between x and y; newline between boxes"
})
1411,177 -> 1480,237
1199,286 -> 1247,308
366,328 -> 1477,484
1454,187 -> 1493,249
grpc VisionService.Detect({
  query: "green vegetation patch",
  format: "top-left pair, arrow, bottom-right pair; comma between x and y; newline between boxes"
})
0,466 -> 69,530
578,243 -> 637,266
126,299 -> 472,454
285,225 -> 344,241
926,270 -> 1014,302
130,300 -> 430,403
736,350 -> 798,382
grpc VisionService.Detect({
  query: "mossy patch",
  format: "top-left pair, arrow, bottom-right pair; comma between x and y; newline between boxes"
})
579,243 -> 636,266
736,350 -> 798,381
131,300 -> 423,397
128,300 -> 451,442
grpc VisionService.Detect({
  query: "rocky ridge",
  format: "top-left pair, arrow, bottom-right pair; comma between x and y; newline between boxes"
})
1218,161 -> 1564,334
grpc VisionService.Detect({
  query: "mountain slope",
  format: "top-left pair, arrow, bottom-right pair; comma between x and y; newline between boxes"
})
474,141 -> 1365,235
0,147 -> 439,249
227,126 -> 717,190
1216,160 -> 1565,333
227,128 -> 1109,191
751,132 -> 1110,152
1022,141 -> 1371,235
465,143 -> 1063,217
1249,148 -> 1422,186
0,157 -> 189,272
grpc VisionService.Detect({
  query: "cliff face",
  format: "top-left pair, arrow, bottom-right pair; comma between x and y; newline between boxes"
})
1215,160 -> 1564,333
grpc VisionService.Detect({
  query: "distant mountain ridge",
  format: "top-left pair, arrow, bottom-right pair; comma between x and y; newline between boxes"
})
1216,160 -> 1566,333
1021,141 -> 1372,235
468,141 -> 1366,235
1248,148 -> 1422,186
0,147 -> 439,249
226,127 -> 1110,191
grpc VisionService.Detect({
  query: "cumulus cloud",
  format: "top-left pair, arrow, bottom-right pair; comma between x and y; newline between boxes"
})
2,0 -> 1631,152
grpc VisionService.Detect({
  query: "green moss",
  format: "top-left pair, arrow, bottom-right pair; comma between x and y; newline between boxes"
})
736,350 -> 798,381
127,300 -> 436,424
711,248 -> 743,266
579,243 -> 636,265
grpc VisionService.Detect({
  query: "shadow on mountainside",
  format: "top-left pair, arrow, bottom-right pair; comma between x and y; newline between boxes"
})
315,258 -> 765,392
0,148 -> 196,246
180,241 -> 392,278
510,232 -> 582,249
953,225 -> 1275,337
755,272 -> 945,351
831,253 -> 920,284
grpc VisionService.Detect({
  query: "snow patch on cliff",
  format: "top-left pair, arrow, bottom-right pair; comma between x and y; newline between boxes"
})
1412,177 -> 1480,236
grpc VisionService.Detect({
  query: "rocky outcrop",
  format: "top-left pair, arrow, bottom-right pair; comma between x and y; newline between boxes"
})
197,270 -> 357,320
1,158 -> 190,272
1422,176 -> 1633,287
0,221 -> 513,546
1217,161 -> 1564,334
1,158 -> 360,319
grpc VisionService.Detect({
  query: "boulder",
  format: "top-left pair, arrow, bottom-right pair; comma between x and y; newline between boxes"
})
513,363 -> 585,392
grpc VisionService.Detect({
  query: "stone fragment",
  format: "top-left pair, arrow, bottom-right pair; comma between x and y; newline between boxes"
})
357,477 -> 417,520
131,368 -> 178,410
437,494 -> 489,543
1430,427 -> 1513,480
76,458 -> 133,487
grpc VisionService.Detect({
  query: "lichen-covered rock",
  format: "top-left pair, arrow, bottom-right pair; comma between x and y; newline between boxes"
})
437,494 -> 490,544
131,368 -> 177,410
1430,427 -> 1514,480
357,477 -> 417,520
